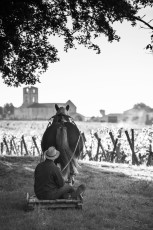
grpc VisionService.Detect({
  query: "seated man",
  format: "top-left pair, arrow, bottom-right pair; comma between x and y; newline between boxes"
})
34,146 -> 85,200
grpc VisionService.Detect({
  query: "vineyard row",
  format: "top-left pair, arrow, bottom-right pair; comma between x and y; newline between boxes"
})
0,128 -> 153,166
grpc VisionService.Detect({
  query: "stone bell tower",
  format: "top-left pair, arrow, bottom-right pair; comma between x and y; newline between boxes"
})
22,86 -> 38,107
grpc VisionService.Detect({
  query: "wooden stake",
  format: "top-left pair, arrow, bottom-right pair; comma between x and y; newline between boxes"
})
109,132 -> 118,162
1,142 -> 3,155
12,137 -> 18,155
125,129 -> 139,165
21,135 -> 28,155
21,140 -> 23,155
32,136 -> 40,156
109,132 -> 115,146
147,143 -> 153,166
3,137 -> 10,155
94,132 -> 106,160
10,139 -> 13,155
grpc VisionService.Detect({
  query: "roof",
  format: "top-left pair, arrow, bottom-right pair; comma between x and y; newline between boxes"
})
70,112 -> 85,118
27,102 -> 74,108
66,100 -> 76,108
107,113 -> 122,116
27,103 -> 55,108
23,86 -> 38,90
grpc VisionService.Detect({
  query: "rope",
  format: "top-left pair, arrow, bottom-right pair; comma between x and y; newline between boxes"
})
61,132 -> 82,173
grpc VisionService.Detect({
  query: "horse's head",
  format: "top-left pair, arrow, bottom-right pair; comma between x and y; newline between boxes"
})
53,104 -> 70,123
55,104 -> 69,115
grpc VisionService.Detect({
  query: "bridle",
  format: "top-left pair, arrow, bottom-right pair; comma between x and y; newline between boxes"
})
47,112 -> 77,127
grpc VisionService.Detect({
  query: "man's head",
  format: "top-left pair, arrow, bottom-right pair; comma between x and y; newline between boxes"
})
44,146 -> 60,161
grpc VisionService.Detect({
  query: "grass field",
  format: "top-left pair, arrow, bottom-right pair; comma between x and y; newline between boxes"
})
0,156 -> 153,230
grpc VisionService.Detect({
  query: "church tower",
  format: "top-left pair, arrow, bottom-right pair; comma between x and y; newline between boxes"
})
22,86 -> 38,107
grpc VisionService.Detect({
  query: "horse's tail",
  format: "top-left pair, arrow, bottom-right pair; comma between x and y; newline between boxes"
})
56,126 -> 79,179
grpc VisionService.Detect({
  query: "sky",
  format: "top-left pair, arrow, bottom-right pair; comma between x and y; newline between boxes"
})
0,7 -> 153,117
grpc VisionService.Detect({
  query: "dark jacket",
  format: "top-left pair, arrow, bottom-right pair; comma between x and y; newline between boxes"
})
34,159 -> 64,197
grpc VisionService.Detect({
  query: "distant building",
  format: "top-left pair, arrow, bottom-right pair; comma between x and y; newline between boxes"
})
14,86 -> 85,120
145,112 -> 153,125
99,105 -> 153,124
122,108 -> 146,123
122,108 -> 153,125
22,87 -> 38,106
101,113 -> 123,123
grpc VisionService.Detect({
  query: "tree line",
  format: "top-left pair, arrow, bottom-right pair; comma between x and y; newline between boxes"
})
0,102 -> 152,120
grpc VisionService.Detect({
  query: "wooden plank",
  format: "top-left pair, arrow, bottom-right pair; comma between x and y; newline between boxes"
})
29,199 -> 80,204
26,193 -> 83,211
27,202 -> 82,210
27,203 -> 82,210
32,203 -> 81,208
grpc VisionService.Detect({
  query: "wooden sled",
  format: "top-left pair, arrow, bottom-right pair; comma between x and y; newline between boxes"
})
26,193 -> 83,211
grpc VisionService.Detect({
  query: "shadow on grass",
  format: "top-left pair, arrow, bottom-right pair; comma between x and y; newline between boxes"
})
0,157 -> 153,230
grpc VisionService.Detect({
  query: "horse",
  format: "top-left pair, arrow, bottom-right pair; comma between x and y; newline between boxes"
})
41,104 -> 84,184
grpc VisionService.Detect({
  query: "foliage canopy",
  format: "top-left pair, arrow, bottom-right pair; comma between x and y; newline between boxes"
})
0,0 -> 153,86
133,103 -> 153,112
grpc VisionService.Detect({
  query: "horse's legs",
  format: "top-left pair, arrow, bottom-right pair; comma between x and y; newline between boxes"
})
66,163 -> 76,185
67,174 -> 75,185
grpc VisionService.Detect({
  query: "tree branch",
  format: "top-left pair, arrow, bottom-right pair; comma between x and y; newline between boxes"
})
132,15 -> 153,30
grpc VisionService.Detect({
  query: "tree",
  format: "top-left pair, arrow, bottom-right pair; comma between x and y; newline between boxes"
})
3,103 -> 14,116
133,103 -> 153,112
0,0 -> 153,86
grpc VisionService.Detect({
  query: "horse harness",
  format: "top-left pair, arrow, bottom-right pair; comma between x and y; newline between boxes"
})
42,113 -> 82,172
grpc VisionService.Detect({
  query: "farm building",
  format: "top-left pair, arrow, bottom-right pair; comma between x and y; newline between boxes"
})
99,106 -> 153,125
14,86 -> 85,121
146,112 -> 153,125
122,108 -> 153,125
122,108 -> 147,123
122,108 -> 149,124
101,113 -> 123,123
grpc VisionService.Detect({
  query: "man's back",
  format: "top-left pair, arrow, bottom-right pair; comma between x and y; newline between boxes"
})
34,159 -> 64,198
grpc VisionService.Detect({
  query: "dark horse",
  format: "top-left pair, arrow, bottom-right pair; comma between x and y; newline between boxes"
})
41,104 -> 84,183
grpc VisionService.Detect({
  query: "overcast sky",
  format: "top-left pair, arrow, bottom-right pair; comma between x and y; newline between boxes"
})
0,7 -> 153,117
